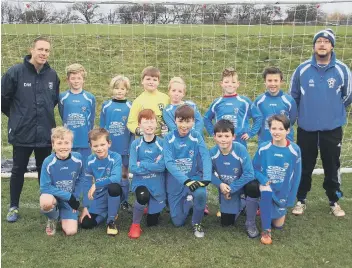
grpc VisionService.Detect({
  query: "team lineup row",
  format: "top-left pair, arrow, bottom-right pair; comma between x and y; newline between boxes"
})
40,107 -> 299,246
2,29 -> 351,245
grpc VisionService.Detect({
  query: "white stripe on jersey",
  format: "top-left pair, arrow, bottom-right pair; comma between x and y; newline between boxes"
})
136,138 -> 143,151
258,142 -> 272,155
300,63 -> 311,76
211,97 -> 223,113
300,86 -> 305,95
83,92 -> 93,105
237,96 -> 249,128
108,155 -> 115,163
211,149 -> 221,160
60,92 -> 70,105
71,155 -> 83,168
288,144 -> 299,157
281,95 -> 292,110
47,157 -> 57,174
155,140 -> 163,151
88,157 -> 97,166
189,134 -> 198,142
168,135 -> 175,143
336,60 -> 352,103
102,100 -> 112,114
231,150 -> 243,164
256,94 -> 266,107
166,105 -> 173,112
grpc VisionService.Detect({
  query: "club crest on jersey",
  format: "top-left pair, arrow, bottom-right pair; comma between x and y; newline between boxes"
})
122,116 -> 127,122
327,78 -> 336,89
189,150 -> 194,157
105,168 -> 111,176
81,106 -> 87,112
280,110 -> 286,115
48,82 -> 53,90
71,171 -> 77,179
234,108 -> 239,114
309,79 -> 315,87
233,168 -> 239,174
158,103 -> 165,111
284,163 -> 289,169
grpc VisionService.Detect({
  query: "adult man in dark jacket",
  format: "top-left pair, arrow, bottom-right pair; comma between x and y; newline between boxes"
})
1,36 -> 60,222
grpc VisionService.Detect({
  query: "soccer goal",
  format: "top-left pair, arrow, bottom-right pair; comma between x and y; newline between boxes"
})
1,0 -> 352,175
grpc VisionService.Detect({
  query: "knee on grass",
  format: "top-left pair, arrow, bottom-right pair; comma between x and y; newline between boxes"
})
62,220 -> 78,236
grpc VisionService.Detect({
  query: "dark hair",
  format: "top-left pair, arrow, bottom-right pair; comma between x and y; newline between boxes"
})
88,127 -> 110,143
214,119 -> 234,135
221,67 -> 238,80
138,109 -> 156,123
263,67 -> 283,81
268,114 -> 290,130
175,104 -> 194,120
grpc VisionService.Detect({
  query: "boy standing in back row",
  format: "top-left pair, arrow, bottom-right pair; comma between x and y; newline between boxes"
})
127,66 -> 170,137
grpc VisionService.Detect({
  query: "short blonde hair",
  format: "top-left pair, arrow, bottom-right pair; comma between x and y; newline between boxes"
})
141,66 -> 160,80
221,67 -> 238,81
65,63 -> 87,79
168,77 -> 186,93
51,126 -> 73,143
109,75 -> 131,91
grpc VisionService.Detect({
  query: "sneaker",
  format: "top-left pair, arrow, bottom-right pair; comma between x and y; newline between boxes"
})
330,203 -> 345,217
128,223 -> 142,239
193,224 -> 205,238
292,201 -> 306,215
120,201 -> 133,213
45,219 -> 57,236
246,224 -> 260,238
7,207 -> 19,222
216,211 -> 221,218
107,221 -> 118,236
260,230 -> 272,245
204,204 -> 210,216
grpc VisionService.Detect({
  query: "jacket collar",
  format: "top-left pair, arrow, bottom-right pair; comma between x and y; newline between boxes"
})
310,51 -> 336,69
24,55 -> 51,74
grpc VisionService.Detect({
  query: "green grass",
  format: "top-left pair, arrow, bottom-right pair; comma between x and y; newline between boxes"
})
1,24 -> 352,164
2,175 -> 352,268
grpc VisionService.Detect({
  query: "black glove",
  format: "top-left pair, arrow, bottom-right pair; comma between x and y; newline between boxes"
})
184,179 -> 201,192
68,195 -> 80,210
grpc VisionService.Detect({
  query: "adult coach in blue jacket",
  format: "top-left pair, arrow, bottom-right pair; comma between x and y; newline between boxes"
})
1,36 -> 60,222
290,29 -> 351,217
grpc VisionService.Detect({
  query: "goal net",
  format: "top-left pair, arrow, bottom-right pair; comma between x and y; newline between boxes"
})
1,0 -> 352,174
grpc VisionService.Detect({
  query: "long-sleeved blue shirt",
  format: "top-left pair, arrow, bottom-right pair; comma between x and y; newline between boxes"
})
59,90 -> 96,148
253,140 -> 302,207
289,52 -> 352,131
40,152 -> 84,204
163,101 -> 204,134
203,95 -> 262,142
163,129 -> 212,196
100,99 -> 132,156
84,151 -> 122,201
129,136 -> 166,202
210,142 -> 254,193
254,90 -> 297,143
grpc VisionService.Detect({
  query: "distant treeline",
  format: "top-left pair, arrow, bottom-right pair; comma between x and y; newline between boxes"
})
1,1 -> 351,25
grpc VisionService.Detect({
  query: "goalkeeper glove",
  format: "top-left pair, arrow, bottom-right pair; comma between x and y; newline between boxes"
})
68,195 -> 80,210
184,179 -> 201,192
184,180 -> 209,192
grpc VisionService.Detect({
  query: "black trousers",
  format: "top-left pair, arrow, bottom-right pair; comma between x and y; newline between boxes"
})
10,146 -> 52,208
296,127 -> 343,202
